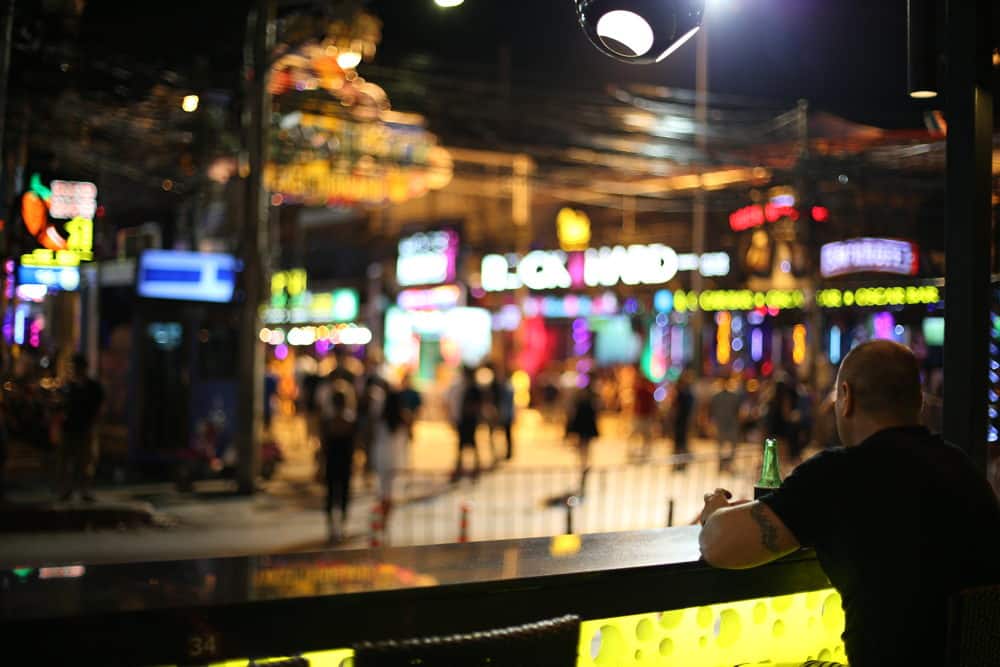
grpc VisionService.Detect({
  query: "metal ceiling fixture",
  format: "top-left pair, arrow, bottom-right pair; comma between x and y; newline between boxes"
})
575,0 -> 704,65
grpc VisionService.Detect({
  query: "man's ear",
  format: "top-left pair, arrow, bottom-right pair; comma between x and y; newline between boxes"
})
840,382 -> 853,417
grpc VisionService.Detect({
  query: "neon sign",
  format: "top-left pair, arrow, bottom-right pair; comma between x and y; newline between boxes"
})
261,288 -> 360,325
20,174 -> 95,261
669,289 -> 806,313
522,293 -> 619,319
729,203 -> 830,232
556,208 -> 591,251
260,323 -> 372,347
815,286 -> 940,308
820,238 -> 919,278
18,266 -> 80,291
397,285 -> 462,311
396,230 -> 459,287
270,269 -> 308,307
659,285 -> 940,312
482,246 -> 730,292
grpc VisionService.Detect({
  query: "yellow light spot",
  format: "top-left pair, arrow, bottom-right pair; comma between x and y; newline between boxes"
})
635,618 -> 654,642
659,609 -> 684,629
716,609 -> 742,648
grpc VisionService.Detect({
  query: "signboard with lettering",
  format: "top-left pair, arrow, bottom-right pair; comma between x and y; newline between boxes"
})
481,245 -> 729,292
261,288 -> 360,325
396,230 -> 459,287
19,174 -> 96,263
820,238 -> 919,278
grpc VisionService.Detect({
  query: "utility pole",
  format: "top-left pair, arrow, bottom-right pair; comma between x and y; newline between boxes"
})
0,0 -> 14,372
690,26 -> 708,373
235,0 -> 275,494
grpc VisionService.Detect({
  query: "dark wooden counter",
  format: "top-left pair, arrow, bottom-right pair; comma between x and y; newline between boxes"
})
0,527 -> 830,664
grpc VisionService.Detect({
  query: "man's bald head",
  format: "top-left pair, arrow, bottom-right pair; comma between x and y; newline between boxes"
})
837,340 -> 923,422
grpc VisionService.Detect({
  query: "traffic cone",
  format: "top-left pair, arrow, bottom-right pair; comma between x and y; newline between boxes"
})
458,501 -> 470,543
369,503 -> 384,548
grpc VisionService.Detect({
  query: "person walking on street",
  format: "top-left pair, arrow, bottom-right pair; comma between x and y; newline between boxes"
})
566,378 -> 599,495
58,354 -> 104,502
629,373 -> 657,462
315,374 -> 358,542
670,370 -> 695,470
709,374 -> 744,472
450,366 -> 483,482
397,371 -> 422,467
491,369 -> 516,461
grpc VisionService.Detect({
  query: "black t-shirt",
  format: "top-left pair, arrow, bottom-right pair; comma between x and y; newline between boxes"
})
761,426 -> 1000,667
63,377 -> 104,434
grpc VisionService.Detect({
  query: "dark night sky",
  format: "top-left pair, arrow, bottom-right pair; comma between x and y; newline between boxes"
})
74,0 -> 934,128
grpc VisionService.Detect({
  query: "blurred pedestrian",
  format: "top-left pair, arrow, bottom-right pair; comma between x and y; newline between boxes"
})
490,368 -> 516,462
393,370 -> 421,471
449,366 -> 483,482
315,374 -> 358,542
670,370 -> 695,470
357,352 -> 385,486
709,374 -> 744,472
629,372 -> 657,462
58,354 -> 104,502
0,395 -> 7,502
496,373 -> 515,461
566,378 -> 599,494
371,380 -> 407,518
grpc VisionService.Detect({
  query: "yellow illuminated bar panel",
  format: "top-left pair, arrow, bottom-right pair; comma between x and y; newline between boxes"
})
196,588 -> 846,667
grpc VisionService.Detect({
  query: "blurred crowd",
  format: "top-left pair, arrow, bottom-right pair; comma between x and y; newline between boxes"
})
0,352 -> 104,503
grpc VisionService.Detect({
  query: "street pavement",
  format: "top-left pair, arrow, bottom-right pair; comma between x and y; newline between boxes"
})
0,411 -> 774,567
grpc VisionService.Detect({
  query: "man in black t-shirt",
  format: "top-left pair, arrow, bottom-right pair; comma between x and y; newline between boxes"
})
698,340 -> 1000,667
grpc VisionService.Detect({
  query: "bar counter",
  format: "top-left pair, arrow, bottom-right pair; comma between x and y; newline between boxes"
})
0,527 -> 847,665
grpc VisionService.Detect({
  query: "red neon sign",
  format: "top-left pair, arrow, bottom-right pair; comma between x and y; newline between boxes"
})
729,204 -> 828,231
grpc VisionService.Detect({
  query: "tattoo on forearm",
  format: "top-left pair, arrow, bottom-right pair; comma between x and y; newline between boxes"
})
750,503 -> 781,553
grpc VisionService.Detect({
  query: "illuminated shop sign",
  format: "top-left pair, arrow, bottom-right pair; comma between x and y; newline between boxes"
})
261,288 -> 360,325
820,238 -> 919,278
266,112 -> 454,206
18,266 -> 80,291
481,246 -> 729,292
20,175 -> 96,263
259,324 -> 373,347
729,200 -> 829,232
396,230 -> 459,286
522,293 -> 619,319
815,286 -> 939,308
556,208 -> 591,251
50,180 -> 98,220
137,251 -> 238,303
397,285 -> 462,311
668,289 -> 806,313
271,268 -> 308,307
656,285 -> 941,313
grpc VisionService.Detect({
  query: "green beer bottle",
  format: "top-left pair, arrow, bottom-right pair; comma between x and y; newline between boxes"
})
753,438 -> 783,499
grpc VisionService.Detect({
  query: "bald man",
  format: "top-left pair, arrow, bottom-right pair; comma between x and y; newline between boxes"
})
698,341 -> 1000,667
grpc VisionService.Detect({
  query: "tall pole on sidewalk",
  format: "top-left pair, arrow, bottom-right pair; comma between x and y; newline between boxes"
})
942,0 -> 993,473
690,27 -> 708,374
235,0 -> 275,494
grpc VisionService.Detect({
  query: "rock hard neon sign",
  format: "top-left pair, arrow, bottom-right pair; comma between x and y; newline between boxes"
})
481,246 -> 729,292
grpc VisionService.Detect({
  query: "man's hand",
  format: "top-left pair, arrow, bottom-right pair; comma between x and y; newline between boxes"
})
700,488 -> 732,525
